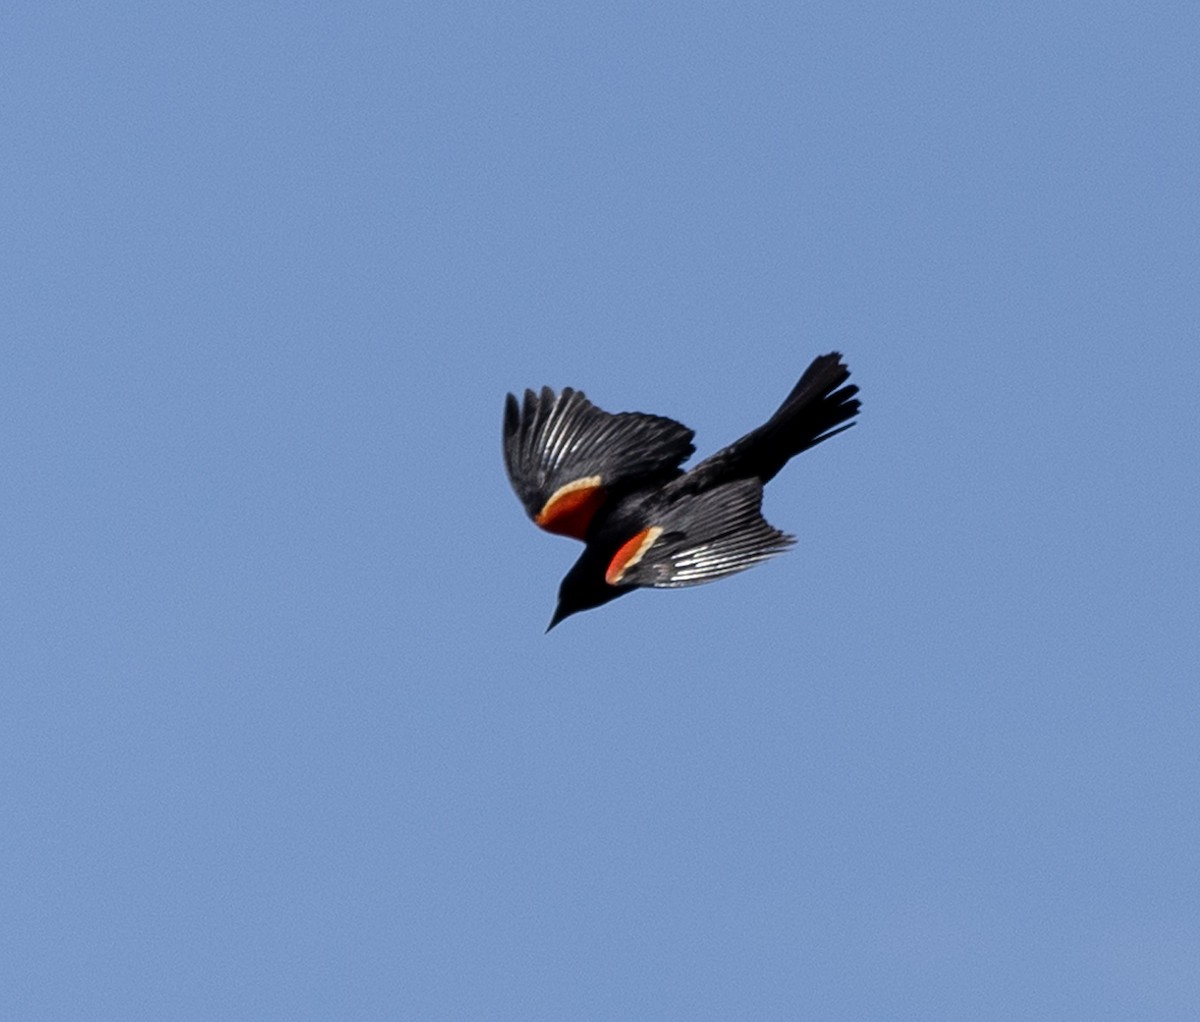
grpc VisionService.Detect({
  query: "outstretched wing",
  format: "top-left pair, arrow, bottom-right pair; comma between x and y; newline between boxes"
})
503,387 -> 695,540
606,479 -> 795,588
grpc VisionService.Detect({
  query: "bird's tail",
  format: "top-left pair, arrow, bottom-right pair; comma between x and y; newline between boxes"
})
684,353 -> 860,488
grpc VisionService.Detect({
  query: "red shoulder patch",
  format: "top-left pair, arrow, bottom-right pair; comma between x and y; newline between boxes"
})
605,526 -> 664,586
535,477 -> 605,539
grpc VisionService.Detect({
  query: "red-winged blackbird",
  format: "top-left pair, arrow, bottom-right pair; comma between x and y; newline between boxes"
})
504,353 -> 860,630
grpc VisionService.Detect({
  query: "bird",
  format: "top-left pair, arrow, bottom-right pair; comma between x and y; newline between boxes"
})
503,353 -> 860,630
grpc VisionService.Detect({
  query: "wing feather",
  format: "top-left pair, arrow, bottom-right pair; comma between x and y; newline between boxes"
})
503,387 -> 695,537
615,479 -> 795,588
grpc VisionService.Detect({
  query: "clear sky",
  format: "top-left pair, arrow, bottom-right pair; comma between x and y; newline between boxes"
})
4,3 -> 1198,1019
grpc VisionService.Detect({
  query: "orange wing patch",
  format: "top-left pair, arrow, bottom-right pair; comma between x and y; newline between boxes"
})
605,526 -> 664,586
534,476 -> 605,539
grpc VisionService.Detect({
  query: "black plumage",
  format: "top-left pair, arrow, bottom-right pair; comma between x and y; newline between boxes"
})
502,353 -> 860,629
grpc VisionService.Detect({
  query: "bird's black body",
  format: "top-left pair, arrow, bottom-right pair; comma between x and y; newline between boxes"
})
503,353 -> 860,629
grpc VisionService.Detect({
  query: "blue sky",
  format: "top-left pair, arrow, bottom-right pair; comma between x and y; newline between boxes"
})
4,3 -> 1198,1019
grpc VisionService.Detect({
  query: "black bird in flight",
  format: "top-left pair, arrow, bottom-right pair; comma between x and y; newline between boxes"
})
503,353 -> 860,630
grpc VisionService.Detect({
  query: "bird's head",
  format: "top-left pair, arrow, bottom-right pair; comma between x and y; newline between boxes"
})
546,552 -> 627,631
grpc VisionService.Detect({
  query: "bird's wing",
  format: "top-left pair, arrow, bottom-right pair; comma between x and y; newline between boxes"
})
503,387 -> 695,540
606,479 -> 795,588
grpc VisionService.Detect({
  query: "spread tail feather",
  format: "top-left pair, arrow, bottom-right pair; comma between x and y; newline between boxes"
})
681,352 -> 860,490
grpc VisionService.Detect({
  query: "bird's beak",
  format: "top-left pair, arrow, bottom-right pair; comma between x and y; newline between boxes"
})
546,604 -> 568,633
